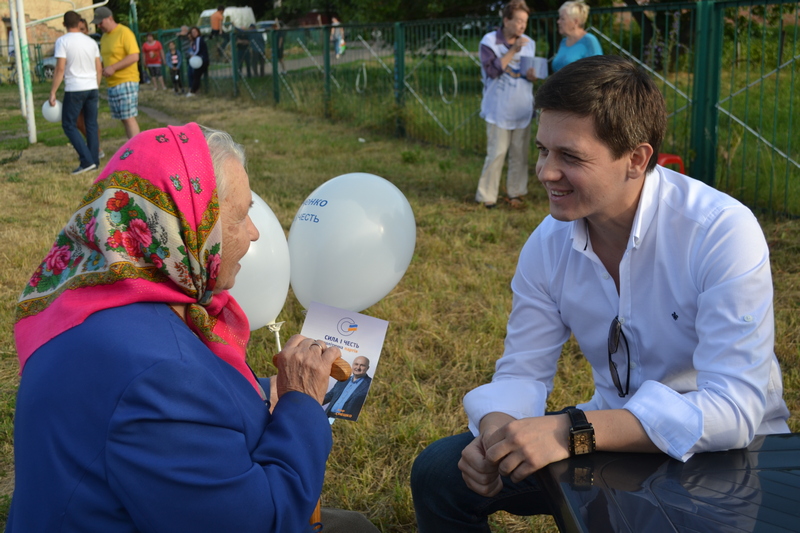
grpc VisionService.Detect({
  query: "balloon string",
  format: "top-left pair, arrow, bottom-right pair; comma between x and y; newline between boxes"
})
266,321 -> 284,352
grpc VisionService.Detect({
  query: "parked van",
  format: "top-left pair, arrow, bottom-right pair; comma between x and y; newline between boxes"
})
197,6 -> 256,34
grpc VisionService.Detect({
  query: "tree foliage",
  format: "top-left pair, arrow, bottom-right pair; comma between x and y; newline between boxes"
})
274,0 -> 571,23
106,0 -> 208,32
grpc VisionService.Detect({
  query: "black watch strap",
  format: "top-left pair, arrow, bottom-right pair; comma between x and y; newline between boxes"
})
565,407 -> 595,456
565,407 -> 591,430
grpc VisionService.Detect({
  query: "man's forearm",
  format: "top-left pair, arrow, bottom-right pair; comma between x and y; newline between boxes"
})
111,53 -> 139,73
478,412 -> 515,435
49,60 -> 65,101
586,409 -> 660,453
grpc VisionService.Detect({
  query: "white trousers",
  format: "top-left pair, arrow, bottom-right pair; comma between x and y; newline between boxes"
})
475,121 -> 530,204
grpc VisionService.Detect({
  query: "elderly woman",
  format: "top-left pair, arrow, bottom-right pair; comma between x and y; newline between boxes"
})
8,123 -> 377,533
551,0 -> 602,72
475,0 -> 537,209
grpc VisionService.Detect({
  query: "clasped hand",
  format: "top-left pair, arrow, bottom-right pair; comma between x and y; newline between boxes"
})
458,414 -> 571,497
272,334 -> 342,404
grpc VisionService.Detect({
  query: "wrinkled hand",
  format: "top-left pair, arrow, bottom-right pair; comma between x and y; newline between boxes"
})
483,414 -> 572,483
272,335 -> 341,404
458,426 -> 504,497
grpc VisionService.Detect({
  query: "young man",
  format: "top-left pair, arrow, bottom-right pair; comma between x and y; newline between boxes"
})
411,55 -> 790,531
210,6 -> 224,39
49,10 -> 102,175
93,6 -> 140,139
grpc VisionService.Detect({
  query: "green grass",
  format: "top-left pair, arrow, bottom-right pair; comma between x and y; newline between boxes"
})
0,81 -> 798,532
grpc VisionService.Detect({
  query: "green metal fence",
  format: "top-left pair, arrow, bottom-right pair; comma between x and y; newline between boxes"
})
152,0 -> 799,217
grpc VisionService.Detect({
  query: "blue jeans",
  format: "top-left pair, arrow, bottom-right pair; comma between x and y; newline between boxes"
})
62,89 -> 99,168
411,432 -> 553,532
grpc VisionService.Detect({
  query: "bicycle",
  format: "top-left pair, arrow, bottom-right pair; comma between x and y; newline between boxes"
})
1,58 -> 17,85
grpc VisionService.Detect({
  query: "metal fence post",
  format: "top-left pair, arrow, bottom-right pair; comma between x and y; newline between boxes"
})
271,30 -> 280,104
394,22 -> 405,137
324,25 -> 331,118
690,0 -> 723,185
231,31 -> 239,97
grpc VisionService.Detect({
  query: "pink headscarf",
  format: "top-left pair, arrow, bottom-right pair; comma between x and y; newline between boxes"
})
14,123 -> 260,395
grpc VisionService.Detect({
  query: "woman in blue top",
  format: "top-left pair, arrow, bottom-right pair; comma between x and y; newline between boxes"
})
552,0 -> 602,72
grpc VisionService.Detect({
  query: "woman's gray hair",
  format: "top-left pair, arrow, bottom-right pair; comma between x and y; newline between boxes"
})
560,0 -> 590,28
201,126 -> 246,200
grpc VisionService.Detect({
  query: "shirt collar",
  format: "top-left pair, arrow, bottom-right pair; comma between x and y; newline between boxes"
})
629,166 -> 660,249
570,166 -> 661,252
495,28 -> 510,47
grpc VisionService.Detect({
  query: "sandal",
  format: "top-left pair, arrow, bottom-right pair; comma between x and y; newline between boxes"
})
505,197 -> 524,209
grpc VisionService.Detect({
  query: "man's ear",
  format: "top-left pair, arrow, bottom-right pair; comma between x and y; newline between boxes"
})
628,143 -> 654,179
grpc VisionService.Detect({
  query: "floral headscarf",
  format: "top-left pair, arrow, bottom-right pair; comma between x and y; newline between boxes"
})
14,123 -> 260,395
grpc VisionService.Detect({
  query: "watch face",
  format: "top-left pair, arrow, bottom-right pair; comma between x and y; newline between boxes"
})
573,431 -> 593,455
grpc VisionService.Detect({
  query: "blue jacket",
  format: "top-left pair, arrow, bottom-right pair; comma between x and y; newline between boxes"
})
8,302 -> 331,533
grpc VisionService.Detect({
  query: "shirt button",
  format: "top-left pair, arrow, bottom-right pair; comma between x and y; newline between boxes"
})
619,317 -> 626,324
630,362 -> 637,369
602,273 -> 610,280
743,315 -> 754,322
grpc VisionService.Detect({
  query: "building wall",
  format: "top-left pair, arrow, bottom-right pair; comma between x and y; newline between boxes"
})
1,0 -> 97,56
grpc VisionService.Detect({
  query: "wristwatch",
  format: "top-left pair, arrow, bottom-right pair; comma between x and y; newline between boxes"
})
565,407 -> 595,456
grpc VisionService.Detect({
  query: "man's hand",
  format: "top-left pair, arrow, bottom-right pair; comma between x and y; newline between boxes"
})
48,93 -> 57,107
458,432 -> 504,497
483,414 -> 572,483
525,67 -> 537,82
273,335 -> 341,404
102,65 -> 116,78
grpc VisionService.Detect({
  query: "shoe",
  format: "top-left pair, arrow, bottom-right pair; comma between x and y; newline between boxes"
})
71,163 -> 97,175
98,150 -> 105,159
186,92 -> 195,97
484,202 -> 497,209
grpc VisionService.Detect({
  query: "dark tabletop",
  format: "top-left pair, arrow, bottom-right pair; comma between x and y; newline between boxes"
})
536,433 -> 800,533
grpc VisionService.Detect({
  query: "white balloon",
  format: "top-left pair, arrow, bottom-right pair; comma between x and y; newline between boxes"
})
229,191 -> 291,330
189,55 -> 203,69
288,173 -> 416,312
42,100 -> 62,123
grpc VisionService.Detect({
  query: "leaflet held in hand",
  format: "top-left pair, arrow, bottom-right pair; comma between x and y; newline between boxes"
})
301,301 -> 388,422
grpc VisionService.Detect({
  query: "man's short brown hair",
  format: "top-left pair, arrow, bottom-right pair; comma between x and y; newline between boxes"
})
63,10 -> 81,29
535,55 -> 666,172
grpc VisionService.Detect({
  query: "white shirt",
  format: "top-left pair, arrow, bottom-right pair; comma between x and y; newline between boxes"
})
54,32 -> 100,92
479,31 -> 535,130
463,166 -> 790,461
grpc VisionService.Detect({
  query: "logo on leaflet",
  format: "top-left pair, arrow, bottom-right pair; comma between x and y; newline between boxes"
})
337,318 -> 358,336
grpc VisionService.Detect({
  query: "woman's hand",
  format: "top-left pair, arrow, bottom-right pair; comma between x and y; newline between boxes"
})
272,335 -> 342,404
511,36 -> 529,53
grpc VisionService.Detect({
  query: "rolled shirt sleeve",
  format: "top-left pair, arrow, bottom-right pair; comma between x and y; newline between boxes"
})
480,43 -> 504,79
